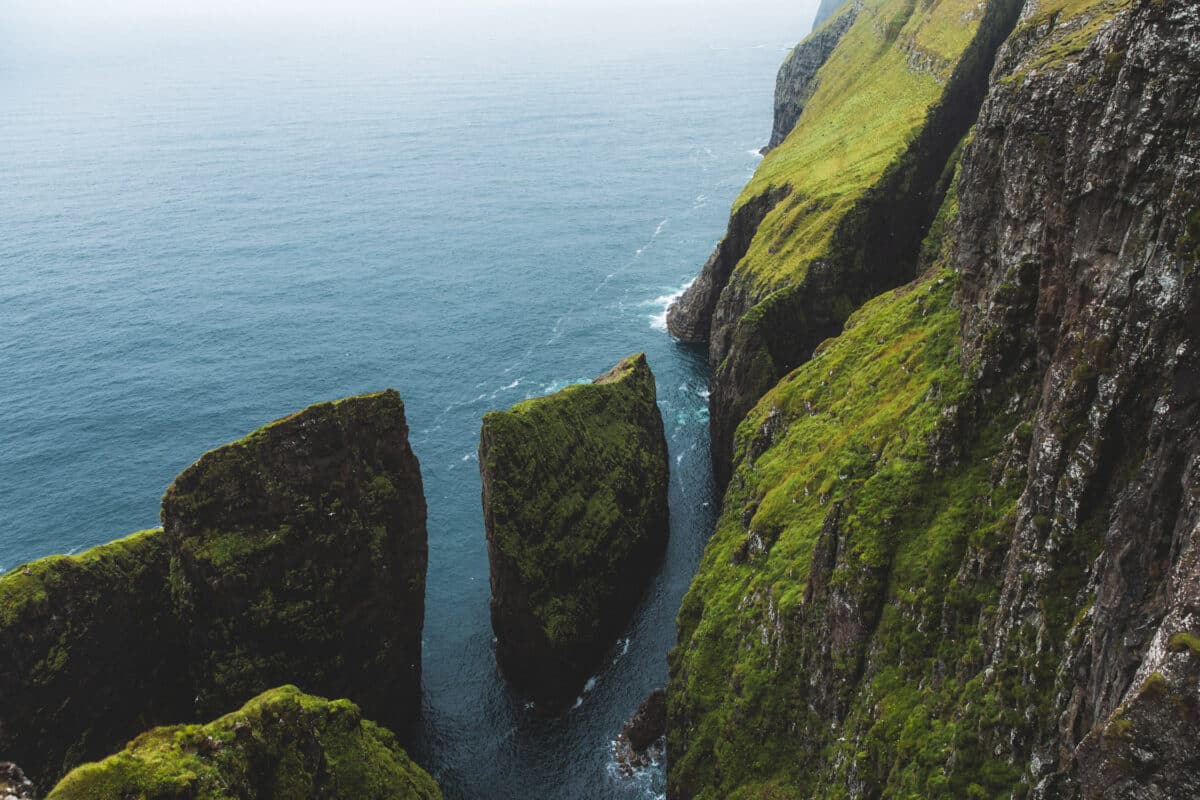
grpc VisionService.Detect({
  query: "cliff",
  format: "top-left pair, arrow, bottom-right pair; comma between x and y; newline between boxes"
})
0,391 -> 429,791
163,390 -> 428,729
45,686 -> 441,800
480,353 -> 670,711
668,0 -> 1025,487
811,0 -> 847,32
668,0 -> 1200,798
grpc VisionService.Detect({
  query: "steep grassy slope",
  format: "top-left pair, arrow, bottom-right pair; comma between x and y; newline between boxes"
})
669,0 -> 1200,796
669,0 -> 1025,486
46,686 -> 441,800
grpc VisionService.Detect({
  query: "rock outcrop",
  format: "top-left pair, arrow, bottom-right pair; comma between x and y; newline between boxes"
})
613,688 -> 667,776
163,390 -> 428,730
45,685 -> 442,800
480,354 -> 669,712
0,764 -> 37,800
668,0 -> 1200,798
0,391 -> 428,791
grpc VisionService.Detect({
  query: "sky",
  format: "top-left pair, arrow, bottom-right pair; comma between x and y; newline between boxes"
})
5,0 -> 824,51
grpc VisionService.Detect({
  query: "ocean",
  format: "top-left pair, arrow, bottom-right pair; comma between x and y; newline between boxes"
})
0,10 -> 795,798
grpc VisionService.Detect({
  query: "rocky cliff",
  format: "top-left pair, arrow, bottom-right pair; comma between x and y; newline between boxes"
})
0,391 -> 429,791
668,0 -> 1200,798
163,390 -> 428,729
45,686 -> 441,800
811,0 -> 848,32
480,353 -> 670,711
668,0 -> 1025,488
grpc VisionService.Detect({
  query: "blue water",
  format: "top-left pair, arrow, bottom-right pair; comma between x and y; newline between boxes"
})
1,12 -> 791,798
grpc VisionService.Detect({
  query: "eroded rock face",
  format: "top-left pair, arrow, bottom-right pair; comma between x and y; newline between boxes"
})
0,390 -> 428,791
613,689 -> 667,777
163,390 -> 428,731
480,354 -> 669,712
45,685 -> 442,800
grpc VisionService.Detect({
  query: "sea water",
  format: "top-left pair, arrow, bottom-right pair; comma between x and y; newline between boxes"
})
0,10 -> 795,798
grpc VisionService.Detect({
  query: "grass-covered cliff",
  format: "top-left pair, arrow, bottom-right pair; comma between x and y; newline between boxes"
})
45,686 -> 441,800
669,0 -> 1200,797
0,391 -> 431,792
669,0 -> 1025,486
481,353 -> 670,711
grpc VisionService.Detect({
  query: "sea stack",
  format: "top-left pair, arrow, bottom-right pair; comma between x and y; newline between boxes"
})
480,353 -> 669,711
163,390 -> 428,731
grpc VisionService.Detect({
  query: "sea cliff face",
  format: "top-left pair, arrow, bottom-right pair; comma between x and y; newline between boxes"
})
0,391 -> 429,792
480,353 -> 670,711
669,0 -> 1025,488
668,0 -> 1200,798
163,390 -> 428,729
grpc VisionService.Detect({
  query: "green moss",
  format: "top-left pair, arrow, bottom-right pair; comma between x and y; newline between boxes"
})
481,354 -> 668,653
0,529 -> 163,628
46,686 -> 441,800
671,264 -> 1031,796
1167,631 -> 1200,656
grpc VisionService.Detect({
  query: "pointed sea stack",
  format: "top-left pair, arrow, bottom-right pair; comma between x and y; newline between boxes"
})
480,353 -> 669,712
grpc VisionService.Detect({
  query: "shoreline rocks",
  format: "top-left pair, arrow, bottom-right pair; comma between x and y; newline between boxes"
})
613,689 -> 667,777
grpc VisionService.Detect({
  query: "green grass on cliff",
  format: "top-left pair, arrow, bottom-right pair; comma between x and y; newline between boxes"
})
46,685 -> 441,800
733,0 -> 983,292
0,529 -> 165,628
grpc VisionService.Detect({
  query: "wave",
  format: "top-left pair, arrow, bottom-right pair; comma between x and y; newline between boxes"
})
647,279 -> 694,331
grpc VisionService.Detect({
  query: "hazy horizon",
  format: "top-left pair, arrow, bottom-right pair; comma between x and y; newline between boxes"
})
5,0 -> 824,57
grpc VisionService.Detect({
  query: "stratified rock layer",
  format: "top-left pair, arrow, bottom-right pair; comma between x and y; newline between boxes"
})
164,390 -> 428,730
480,354 -> 669,711
45,686 -> 442,800
668,0 -> 1200,798
0,391 -> 428,791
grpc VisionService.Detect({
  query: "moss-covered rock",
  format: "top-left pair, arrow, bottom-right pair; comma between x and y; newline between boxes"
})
0,390 -> 429,791
0,530 -> 192,788
163,390 -> 428,731
480,353 -> 669,711
45,685 -> 441,800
